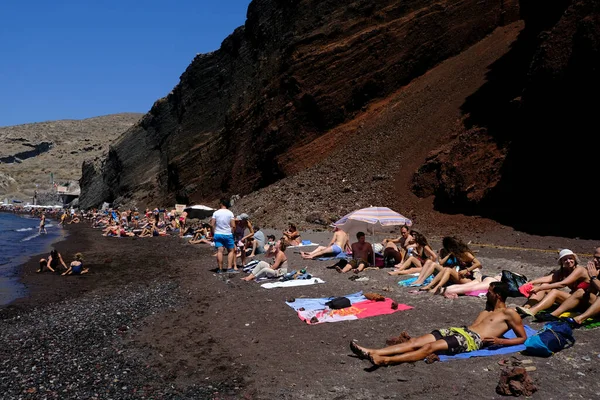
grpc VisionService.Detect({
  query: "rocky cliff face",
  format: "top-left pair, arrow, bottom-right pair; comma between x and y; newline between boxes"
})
80,0 -> 520,209
412,0 -> 599,237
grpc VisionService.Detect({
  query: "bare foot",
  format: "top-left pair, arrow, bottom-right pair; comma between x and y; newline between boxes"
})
349,341 -> 371,360
335,266 -> 343,273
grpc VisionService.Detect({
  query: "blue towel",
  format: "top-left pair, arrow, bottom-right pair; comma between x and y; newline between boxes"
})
438,325 -> 537,361
397,275 -> 433,287
286,291 -> 366,311
302,240 -> 312,245
315,253 -> 350,261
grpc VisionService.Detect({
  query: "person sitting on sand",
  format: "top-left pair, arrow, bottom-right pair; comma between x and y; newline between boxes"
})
62,253 -> 89,276
247,226 -> 266,258
388,231 -> 437,276
382,226 -> 414,267
516,249 -> 591,321
283,223 -> 302,246
336,231 -> 373,273
38,249 -> 68,273
420,236 -> 482,293
189,224 -> 214,244
441,274 -> 502,299
301,226 -> 349,260
241,238 -> 289,281
234,213 -> 254,267
349,282 -> 526,366
564,253 -> 600,327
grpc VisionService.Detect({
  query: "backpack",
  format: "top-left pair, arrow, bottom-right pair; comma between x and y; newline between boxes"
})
501,270 -> 528,297
325,297 -> 351,309
524,321 -> 575,357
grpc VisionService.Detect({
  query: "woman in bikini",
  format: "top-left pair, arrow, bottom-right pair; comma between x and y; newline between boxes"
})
516,249 -> 591,320
242,238 -> 289,281
283,223 -> 302,246
420,236 -> 482,294
388,231 -> 437,276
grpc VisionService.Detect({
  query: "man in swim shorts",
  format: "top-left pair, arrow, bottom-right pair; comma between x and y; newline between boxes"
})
301,227 -> 349,259
349,282 -> 526,365
336,231 -> 373,273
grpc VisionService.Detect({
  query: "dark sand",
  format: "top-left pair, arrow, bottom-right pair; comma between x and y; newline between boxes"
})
2,222 -> 600,399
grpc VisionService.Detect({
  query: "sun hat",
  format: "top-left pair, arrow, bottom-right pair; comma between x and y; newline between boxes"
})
557,249 -> 578,265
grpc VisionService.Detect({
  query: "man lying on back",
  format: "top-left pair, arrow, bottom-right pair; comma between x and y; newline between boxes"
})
350,282 -> 526,365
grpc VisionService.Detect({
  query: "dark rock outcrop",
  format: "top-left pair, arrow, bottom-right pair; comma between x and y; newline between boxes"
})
80,0 -> 519,209
412,0 -> 600,237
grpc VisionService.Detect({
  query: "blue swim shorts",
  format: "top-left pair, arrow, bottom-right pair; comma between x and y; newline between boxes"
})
331,244 -> 343,255
214,234 -> 235,249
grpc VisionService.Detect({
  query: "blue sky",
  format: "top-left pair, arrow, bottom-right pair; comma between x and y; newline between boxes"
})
0,0 -> 252,127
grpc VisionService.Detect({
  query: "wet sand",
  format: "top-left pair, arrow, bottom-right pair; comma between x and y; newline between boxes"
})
1,223 -> 599,399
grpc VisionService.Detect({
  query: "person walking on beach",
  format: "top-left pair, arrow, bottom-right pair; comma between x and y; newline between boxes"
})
210,198 -> 236,273
38,213 -> 47,234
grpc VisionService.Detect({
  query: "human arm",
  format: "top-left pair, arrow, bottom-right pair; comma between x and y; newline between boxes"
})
58,254 -> 68,269
46,256 -> 55,273
483,310 -> 527,346
534,267 -> 586,292
241,221 -> 255,241
61,266 -> 72,276
424,246 -> 437,262
587,261 -> 600,291
458,253 -> 481,276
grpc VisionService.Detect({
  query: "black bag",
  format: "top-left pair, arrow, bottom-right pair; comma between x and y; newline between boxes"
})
501,270 -> 528,297
325,296 -> 351,309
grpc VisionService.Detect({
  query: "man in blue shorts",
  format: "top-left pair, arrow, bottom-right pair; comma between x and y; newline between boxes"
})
210,199 -> 236,273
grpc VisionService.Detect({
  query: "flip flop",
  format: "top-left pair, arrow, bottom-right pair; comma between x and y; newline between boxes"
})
349,341 -> 370,360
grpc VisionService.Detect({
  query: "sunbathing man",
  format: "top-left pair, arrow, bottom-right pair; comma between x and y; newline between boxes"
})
301,227 -> 349,259
350,282 -> 526,366
336,231 -> 373,273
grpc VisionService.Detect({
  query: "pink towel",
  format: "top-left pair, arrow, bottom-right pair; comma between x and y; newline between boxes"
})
465,290 -> 487,297
519,283 -> 534,297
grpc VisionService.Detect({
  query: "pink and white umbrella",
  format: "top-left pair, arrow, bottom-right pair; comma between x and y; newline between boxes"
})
334,206 -> 412,234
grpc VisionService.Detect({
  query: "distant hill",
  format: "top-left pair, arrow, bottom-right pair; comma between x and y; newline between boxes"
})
0,113 -> 142,201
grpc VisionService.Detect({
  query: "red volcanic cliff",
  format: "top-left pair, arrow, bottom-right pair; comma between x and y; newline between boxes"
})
81,0 -> 519,207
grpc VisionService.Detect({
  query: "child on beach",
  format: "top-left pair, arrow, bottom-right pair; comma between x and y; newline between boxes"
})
62,253 -> 89,276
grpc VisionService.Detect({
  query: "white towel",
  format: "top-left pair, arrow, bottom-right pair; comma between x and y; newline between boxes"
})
261,278 -> 325,289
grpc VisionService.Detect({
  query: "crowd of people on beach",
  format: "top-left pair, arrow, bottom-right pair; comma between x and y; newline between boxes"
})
28,198 -> 600,368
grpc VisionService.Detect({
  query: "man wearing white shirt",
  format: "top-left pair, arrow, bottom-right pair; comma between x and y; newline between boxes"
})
210,198 -> 236,273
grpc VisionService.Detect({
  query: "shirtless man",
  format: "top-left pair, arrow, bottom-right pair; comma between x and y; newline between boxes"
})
349,282 -> 526,366
336,231 -> 373,273
382,225 -> 414,266
301,227 -> 349,259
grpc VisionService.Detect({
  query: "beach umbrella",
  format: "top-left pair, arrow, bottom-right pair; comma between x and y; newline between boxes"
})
333,206 -> 413,266
184,205 -> 215,220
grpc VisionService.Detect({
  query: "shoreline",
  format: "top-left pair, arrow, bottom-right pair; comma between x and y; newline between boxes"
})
1,221 -> 599,398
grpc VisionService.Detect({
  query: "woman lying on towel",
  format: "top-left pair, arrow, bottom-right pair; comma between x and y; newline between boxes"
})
388,231 -> 437,276
418,236 -> 482,293
242,238 -> 289,281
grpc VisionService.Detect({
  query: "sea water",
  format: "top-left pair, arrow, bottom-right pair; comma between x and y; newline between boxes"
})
0,213 -> 66,305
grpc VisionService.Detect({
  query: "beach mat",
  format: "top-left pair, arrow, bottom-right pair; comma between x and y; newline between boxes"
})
288,242 -> 320,248
286,291 -> 412,325
438,325 -> 537,361
559,311 -> 600,330
261,278 -> 325,289
397,275 -> 433,287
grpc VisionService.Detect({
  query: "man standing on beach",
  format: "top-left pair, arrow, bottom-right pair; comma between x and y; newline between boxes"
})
211,198 -> 236,273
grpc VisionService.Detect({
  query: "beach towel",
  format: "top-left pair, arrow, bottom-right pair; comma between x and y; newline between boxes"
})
465,290 -> 488,297
314,253 -> 350,261
288,241 -> 320,248
286,291 -> 412,324
397,275 -> 433,287
559,311 -> 600,330
261,278 -> 325,289
438,325 -> 537,361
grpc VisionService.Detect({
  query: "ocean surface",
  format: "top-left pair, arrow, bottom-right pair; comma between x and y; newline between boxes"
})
0,213 -> 66,306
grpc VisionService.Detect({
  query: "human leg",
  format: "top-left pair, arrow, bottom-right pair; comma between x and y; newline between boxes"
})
444,276 -> 499,296
38,259 -> 46,273
412,260 -> 439,285
521,290 -> 550,308
216,247 -> 225,271
549,289 -> 591,317
396,256 -> 422,272
574,296 -> 600,323
301,246 -> 332,259
421,267 -> 451,291
528,289 -> 570,315
227,247 -> 236,270
368,338 -> 449,366
350,333 -> 437,360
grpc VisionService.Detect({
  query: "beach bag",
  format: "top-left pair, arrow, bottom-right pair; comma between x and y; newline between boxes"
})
325,297 -> 351,309
524,321 -> 575,357
501,270 -> 528,297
